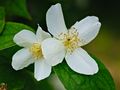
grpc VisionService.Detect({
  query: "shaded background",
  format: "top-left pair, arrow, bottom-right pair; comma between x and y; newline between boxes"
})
4,0 -> 120,89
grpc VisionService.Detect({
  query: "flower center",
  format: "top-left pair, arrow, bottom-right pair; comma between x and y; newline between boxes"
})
59,27 -> 80,53
29,43 -> 43,59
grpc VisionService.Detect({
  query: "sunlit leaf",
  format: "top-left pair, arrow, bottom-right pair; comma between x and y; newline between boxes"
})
54,55 -> 116,90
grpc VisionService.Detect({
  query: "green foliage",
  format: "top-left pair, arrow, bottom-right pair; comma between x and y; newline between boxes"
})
0,0 -> 31,19
54,55 -> 116,90
0,7 -> 5,34
0,22 -> 34,50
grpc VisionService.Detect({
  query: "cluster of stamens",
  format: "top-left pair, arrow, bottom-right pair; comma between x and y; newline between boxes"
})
29,43 -> 43,59
59,27 -> 80,53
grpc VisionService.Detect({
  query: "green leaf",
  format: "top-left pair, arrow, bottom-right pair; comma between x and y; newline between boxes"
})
0,22 -> 34,50
0,0 -> 31,20
0,7 -> 5,34
54,55 -> 116,90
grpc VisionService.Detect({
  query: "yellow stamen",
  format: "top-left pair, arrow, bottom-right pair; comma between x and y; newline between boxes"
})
59,27 -> 80,53
29,43 -> 43,59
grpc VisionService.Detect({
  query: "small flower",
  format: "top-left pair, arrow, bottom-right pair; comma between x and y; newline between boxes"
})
42,3 -> 101,75
12,25 -> 52,81
0,83 -> 7,90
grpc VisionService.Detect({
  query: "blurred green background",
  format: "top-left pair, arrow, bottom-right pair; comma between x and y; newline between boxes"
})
0,0 -> 120,89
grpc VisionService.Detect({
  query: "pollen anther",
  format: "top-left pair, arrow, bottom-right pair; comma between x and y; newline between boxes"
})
29,43 -> 43,59
59,27 -> 80,53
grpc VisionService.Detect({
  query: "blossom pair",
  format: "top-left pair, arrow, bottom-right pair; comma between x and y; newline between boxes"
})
12,3 -> 101,81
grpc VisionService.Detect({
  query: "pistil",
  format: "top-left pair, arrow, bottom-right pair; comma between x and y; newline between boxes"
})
29,43 -> 43,59
59,27 -> 80,53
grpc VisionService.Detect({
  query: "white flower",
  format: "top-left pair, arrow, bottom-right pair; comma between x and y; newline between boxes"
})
12,25 -> 52,81
42,3 -> 101,75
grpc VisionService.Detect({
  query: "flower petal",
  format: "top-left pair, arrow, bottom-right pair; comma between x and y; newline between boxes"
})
12,48 -> 34,70
42,38 -> 65,66
73,16 -> 101,46
13,30 -> 37,47
65,48 -> 99,75
36,25 -> 51,42
34,59 -> 51,81
46,3 -> 67,37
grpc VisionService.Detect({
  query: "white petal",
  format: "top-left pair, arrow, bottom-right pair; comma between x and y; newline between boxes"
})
34,59 -> 51,81
42,38 -> 65,66
13,30 -> 37,47
36,25 -> 51,42
12,48 -> 34,70
65,48 -> 98,75
73,16 -> 101,46
46,3 -> 67,37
